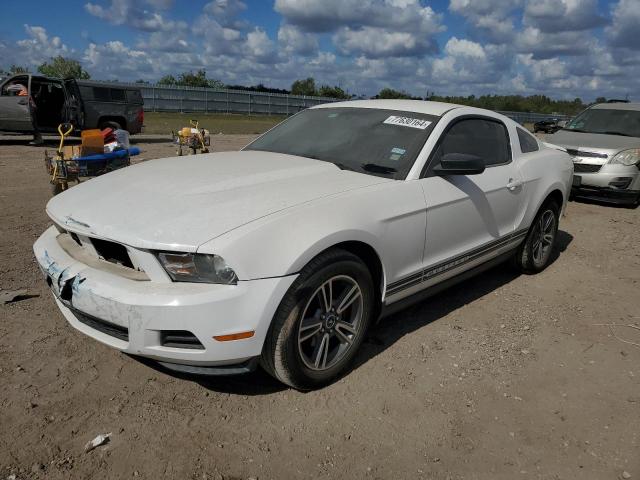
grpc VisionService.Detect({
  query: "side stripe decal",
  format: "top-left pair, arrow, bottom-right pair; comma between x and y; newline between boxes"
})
386,228 -> 528,296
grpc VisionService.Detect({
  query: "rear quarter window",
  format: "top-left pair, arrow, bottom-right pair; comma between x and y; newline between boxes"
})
517,128 -> 539,153
127,89 -> 143,104
110,89 -> 126,102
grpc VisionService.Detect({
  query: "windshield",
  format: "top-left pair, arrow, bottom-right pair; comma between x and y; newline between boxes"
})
564,108 -> 640,138
245,107 -> 440,179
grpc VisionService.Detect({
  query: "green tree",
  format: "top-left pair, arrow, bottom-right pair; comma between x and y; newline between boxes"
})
207,78 -> 225,89
376,88 -> 414,99
158,70 -> 224,89
9,65 -> 30,74
38,56 -> 90,79
291,77 -> 317,96
158,74 -> 178,85
318,84 -> 350,99
177,69 -> 209,88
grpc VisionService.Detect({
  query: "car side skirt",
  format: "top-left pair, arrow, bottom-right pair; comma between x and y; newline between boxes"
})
383,228 -> 529,306
379,250 -> 515,319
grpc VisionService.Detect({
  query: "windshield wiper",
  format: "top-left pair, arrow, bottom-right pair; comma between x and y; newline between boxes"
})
332,162 -> 358,172
601,131 -> 633,137
563,128 -> 587,133
361,163 -> 397,175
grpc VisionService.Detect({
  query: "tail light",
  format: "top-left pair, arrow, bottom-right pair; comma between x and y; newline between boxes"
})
137,108 -> 144,125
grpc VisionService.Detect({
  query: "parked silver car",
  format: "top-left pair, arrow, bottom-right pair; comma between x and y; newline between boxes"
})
547,101 -> 640,206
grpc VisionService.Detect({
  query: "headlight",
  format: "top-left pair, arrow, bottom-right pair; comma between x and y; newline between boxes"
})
157,252 -> 238,285
610,148 -> 640,167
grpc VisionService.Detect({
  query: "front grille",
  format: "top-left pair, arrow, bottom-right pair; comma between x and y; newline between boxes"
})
90,238 -> 134,268
566,149 -> 608,159
71,309 -> 129,341
160,330 -> 204,350
574,163 -> 602,173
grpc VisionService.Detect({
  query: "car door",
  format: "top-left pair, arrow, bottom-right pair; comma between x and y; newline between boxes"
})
63,78 -> 83,128
0,75 -> 33,132
418,116 -> 525,288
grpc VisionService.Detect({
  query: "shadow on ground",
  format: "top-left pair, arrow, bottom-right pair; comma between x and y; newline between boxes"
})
571,197 -> 638,210
135,230 -> 573,395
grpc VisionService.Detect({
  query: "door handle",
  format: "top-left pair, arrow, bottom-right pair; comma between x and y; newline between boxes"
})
17,99 -> 28,105
507,179 -> 523,191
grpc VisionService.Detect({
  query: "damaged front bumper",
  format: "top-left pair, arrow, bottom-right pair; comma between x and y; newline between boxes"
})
33,225 -> 296,373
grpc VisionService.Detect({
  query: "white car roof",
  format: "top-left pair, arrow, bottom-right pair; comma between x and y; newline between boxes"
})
591,102 -> 640,111
311,99 -> 463,117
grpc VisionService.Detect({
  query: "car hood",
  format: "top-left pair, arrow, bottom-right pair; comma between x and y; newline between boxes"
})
46,151 -> 390,251
547,129 -> 640,157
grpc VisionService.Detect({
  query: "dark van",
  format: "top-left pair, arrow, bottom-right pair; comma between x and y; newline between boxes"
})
0,74 -> 144,135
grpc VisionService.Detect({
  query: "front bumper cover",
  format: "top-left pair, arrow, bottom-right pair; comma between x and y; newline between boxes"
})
33,225 -> 297,372
572,165 -> 640,205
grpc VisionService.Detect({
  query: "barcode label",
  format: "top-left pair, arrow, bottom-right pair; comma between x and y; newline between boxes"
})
383,116 -> 431,129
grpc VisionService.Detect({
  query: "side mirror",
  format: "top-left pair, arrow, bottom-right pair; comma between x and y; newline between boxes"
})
433,153 -> 485,176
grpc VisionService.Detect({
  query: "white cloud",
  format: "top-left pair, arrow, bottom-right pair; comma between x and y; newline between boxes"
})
274,0 -> 445,58
449,0 -> 522,43
516,27 -> 595,58
203,0 -> 247,28
277,0 -> 445,59
85,0 -> 187,32
444,37 -> 487,59
278,24 -> 318,55
15,25 -> 71,65
606,0 -> 640,50
246,28 -> 277,61
334,26 -> 438,58
524,0 -> 606,33
523,0 -> 605,33
3,1 -> 640,102
431,39 -> 511,91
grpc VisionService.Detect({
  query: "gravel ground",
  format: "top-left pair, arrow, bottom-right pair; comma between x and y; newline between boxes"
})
0,134 -> 638,480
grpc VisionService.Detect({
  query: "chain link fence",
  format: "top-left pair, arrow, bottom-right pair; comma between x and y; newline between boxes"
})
104,81 -> 571,123
131,83 -> 338,116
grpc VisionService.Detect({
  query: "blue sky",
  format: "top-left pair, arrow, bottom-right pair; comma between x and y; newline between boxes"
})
0,0 -> 638,101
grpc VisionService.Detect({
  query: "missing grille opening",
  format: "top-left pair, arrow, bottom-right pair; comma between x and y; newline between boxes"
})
90,238 -> 134,269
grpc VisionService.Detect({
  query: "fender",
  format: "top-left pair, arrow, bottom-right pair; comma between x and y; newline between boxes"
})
198,180 -> 426,287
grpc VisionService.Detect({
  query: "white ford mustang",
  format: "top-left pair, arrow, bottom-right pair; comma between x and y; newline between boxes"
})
34,100 -> 573,389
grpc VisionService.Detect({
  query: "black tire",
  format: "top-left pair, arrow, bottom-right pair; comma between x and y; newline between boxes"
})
513,200 -> 560,273
99,120 -> 122,131
51,182 -> 64,196
261,249 -> 375,390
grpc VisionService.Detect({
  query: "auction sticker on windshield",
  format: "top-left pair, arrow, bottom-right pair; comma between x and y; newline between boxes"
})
383,116 -> 431,129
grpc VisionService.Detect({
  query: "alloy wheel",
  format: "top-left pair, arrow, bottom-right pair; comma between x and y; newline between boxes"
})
532,209 -> 556,266
297,275 -> 363,371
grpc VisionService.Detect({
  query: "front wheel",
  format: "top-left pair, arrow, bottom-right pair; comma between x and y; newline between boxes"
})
261,249 -> 375,390
513,200 -> 560,273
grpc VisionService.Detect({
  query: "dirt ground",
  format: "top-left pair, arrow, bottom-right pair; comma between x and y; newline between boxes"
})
0,133 -> 638,480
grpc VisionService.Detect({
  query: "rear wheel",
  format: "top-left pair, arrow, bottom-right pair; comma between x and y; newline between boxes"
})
513,200 -> 560,273
99,120 -> 122,131
51,182 -> 64,196
261,249 -> 374,390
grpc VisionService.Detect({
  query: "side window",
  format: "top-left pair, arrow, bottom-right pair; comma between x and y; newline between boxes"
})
93,87 -> 110,102
127,90 -> 142,103
110,89 -> 126,102
517,127 -> 539,153
433,118 -> 511,168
